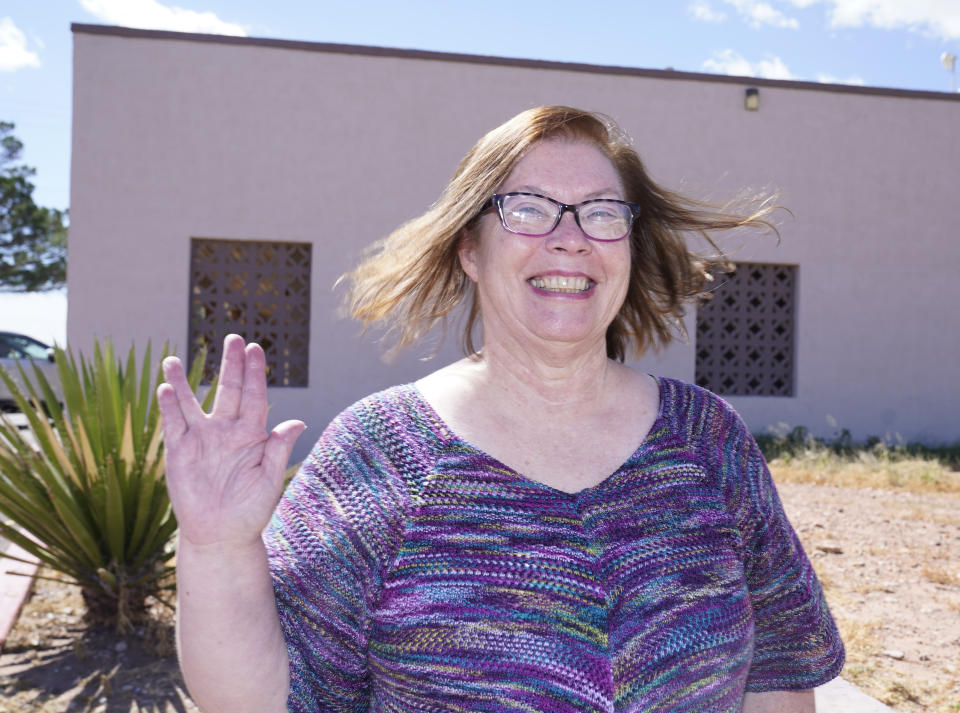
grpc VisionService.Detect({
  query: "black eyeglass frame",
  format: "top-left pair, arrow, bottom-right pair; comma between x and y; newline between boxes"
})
482,192 -> 642,243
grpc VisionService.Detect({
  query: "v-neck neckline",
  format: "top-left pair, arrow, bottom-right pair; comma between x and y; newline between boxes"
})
406,375 -> 667,498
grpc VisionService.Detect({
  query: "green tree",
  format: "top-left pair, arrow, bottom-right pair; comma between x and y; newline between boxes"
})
0,121 -> 67,292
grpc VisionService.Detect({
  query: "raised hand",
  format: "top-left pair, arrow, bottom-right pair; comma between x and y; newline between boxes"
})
156,334 -> 306,548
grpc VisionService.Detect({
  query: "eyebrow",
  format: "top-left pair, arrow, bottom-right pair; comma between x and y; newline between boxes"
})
510,185 -> 623,201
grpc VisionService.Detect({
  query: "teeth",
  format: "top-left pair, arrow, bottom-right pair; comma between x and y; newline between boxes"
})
529,275 -> 590,293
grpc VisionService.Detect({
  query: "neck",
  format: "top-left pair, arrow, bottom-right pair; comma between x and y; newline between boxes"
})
472,333 -> 618,411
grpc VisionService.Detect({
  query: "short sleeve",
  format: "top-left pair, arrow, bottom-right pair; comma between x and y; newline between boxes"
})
711,401 -> 845,691
262,403 -> 412,712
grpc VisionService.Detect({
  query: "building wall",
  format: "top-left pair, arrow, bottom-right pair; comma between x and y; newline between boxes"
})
69,26 -> 960,459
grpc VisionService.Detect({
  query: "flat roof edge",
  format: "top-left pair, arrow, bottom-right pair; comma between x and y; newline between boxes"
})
71,23 -> 960,103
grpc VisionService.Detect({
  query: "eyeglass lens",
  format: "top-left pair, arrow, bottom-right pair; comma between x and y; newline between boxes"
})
498,193 -> 634,241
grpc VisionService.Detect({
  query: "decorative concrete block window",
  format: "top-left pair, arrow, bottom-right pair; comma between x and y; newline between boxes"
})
188,238 -> 311,386
695,262 -> 796,397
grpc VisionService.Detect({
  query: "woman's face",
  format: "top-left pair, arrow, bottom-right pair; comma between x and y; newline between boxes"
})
459,138 -> 632,356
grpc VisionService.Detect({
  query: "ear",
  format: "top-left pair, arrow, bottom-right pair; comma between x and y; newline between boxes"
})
457,229 -> 480,283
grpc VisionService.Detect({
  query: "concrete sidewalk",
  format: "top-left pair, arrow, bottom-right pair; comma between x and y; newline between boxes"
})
0,534 -> 40,646
816,677 -> 896,712
1,413 -> 42,647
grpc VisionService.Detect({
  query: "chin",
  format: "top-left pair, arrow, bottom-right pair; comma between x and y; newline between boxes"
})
529,324 -> 606,348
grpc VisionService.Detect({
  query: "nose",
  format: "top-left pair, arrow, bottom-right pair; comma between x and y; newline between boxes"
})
545,210 -> 591,253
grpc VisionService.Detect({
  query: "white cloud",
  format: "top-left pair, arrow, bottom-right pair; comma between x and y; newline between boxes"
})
702,48 -> 798,79
817,73 -> 866,84
0,17 -> 41,72
78,0 -> 247,36
690,1 -> 728,22
723,0 -> 800,29
787,0 -> 960,40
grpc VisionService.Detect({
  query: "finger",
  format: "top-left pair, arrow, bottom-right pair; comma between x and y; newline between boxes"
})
161,356 -> 205,424
238,342 -> 269,429
260,420 -> 307,485
156,382 -> 188,441
211,334 -> 247,418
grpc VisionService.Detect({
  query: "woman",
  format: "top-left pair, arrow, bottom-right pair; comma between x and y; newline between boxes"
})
157,106 -> 844,713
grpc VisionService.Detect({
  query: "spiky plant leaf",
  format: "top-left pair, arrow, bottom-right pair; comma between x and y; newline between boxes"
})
0,339 -> 212,632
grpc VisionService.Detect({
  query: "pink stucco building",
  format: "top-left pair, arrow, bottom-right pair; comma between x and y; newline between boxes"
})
68,24 -> 960,459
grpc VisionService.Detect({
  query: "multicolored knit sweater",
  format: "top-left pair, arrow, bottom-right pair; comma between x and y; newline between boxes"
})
263,377 -> 844,712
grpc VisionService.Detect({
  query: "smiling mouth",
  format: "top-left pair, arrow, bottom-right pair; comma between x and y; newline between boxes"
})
528,275 -> 592,293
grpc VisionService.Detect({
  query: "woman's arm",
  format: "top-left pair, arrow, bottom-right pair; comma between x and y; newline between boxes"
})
158,335 -> 305,713
176,538 -> 289,713
743,689 -> 815,713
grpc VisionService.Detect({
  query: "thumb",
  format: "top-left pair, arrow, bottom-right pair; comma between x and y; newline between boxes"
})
261,420 -> 307,484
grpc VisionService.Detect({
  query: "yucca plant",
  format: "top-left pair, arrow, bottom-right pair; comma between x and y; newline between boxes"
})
0,339 -> 214,632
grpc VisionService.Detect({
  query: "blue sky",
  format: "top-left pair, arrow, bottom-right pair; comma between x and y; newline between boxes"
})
2,0 -> 960,213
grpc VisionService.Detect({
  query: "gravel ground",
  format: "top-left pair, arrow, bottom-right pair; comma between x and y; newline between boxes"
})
0,576 -> 194,713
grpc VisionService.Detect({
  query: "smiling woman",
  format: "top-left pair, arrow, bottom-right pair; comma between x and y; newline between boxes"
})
343,105 -> 778,361
455,140 -> 634,360
157,106 -> 843,713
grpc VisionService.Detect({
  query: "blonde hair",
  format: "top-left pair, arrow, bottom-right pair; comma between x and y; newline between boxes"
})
342,105 -> 777,360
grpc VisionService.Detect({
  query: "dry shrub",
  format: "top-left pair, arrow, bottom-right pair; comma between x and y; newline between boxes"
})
881,679 -> 923,706
834,616 -> 881,662
768,445 -> 960,495
922,564 -> 960,588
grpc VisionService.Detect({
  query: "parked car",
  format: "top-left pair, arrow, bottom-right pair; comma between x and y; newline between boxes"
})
0,331 -> 62,414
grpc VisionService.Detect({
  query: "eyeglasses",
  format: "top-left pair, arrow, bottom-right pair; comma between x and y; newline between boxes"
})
484,192 -> 641,242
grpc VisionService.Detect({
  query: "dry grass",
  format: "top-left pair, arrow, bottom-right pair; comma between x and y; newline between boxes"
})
942,596 -> 960,614
881,679 -> 924,706
833,616 -> 882,662
826,612 -> 932,710
920,547 -> 960,588
923,563 -> 960,588
900,507 -> 960,526
851,581 -> 896,596
768,445 -> 960,494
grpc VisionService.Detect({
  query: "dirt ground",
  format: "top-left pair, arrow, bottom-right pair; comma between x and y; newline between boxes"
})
0,578 -> 194,713
1,481 -> 958,713
777,483 -> 960,712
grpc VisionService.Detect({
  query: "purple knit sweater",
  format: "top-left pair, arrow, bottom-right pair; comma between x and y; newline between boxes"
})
263,377 -> 844,712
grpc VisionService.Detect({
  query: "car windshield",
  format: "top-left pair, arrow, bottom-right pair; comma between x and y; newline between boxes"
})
1,334 -> 51,361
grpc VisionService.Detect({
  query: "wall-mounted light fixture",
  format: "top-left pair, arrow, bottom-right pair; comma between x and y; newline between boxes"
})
744,87 -> 760,111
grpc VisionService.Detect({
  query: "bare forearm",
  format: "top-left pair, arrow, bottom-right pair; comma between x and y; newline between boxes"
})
176,535 -> 289,713
743,689 -> 815,713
